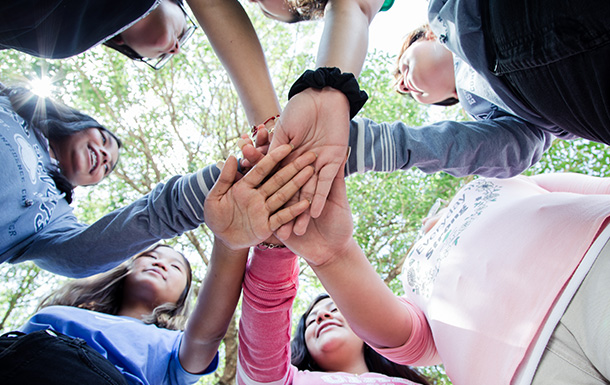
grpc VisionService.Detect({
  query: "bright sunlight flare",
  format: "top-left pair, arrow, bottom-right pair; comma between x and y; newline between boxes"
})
29,76 -> 54,98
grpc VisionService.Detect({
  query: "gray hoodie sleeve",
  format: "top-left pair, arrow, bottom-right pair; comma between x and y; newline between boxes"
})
20,165 -> 220,277
345,116 -> 554,178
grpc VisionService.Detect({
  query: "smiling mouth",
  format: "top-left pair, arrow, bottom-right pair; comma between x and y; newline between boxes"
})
317,322 -> 340,338
88,146 -> 98,173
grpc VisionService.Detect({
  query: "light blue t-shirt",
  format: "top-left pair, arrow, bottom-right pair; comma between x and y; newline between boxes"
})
20,306 -> 218,385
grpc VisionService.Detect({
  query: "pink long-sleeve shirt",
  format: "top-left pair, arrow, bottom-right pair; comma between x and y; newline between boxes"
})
378,174 -> 610,385
237,247 -> 423,385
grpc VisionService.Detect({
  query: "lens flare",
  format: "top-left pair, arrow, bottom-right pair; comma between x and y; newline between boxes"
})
29,77 -> 54,98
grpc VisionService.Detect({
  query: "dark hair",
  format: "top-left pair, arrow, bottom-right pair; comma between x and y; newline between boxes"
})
103,0 -> 184,60
287,0 -> 327,21
291,293 -> 430,384
3,86 -> 122,204
39,244 -> 193,330
393,24 -> 459,107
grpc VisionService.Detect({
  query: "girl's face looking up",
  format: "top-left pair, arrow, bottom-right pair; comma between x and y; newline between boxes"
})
119,0 -> 188,59
396,38 -> 458,105
124,246 -> 190,309
304,298 -> 365,371
52,127 -> 120,187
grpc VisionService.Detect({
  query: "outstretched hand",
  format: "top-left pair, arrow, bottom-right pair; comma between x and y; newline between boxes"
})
269,87 -> 351,236
204,144 -> 316,250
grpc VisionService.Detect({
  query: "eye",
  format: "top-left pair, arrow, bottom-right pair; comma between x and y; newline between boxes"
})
171,264 -> 182,272
98,129 -> 107,145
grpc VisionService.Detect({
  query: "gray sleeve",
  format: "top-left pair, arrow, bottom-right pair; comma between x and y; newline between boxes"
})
24,165 -> 220,278
345,116 -> 554,178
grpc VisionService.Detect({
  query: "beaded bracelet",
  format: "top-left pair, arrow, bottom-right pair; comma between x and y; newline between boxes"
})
251,114 -> 280,138
256,242 -> 287,250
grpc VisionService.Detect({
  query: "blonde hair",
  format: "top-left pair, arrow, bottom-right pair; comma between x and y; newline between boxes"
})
38,244 -> 193,331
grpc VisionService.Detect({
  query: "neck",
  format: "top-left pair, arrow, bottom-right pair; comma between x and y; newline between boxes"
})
117,301 -> 155,320
339,360 -> 369,375
323,351 -> 369,375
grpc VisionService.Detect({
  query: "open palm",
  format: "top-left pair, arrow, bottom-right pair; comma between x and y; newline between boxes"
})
270,87 -> 351,235
204,145 -> 316,250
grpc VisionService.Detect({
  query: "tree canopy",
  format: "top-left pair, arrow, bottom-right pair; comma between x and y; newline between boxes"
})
1,4 -> 609,385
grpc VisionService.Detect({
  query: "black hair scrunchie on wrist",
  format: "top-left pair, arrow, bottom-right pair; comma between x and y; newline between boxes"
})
288,67 -> 368,119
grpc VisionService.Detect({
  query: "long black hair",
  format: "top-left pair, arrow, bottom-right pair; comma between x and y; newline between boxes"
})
291,293 -> 430,384
1,84 -> 122,203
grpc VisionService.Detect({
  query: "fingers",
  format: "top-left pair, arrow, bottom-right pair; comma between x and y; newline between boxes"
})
255,126 -> 270,147
292,210 -> 311,236
265,164 -> 315,213
209,155 -> 238,198
275,222 -> 294,241
240,143 -> 265,168
259,151 -> 317,197
269,199 -> 310,232
242,144 -> 293,186
310,162 -> 343,218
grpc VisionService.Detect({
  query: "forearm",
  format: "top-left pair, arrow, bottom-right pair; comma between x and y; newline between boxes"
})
180,238 -> 249,374
345,116 -> 554,178
310,238 -> 414,350
188,0 -> 280,125
25,165 -> 221,278
316,0 -> 384,75
237,247 -> 299,384
528,173 -> 610,195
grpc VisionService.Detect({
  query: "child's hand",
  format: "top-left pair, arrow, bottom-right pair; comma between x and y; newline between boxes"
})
205,144 -> 316,250
238,126 -> 271,170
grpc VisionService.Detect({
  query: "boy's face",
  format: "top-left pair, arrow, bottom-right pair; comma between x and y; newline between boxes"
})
396,39 -> 457,105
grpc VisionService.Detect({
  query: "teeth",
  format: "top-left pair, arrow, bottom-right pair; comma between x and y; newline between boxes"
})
89,148 -> 98,172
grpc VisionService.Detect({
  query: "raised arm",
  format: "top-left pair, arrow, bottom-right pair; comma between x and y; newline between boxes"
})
14,164 -> 221,277
528,173 -> 610,195
345,115 -> 554,178
316,0 -> 384,74
187,0 -> 281,126
279,174 -> 414,351
179,144 -> 316,373
237,247 -> 299,384
267,0 -> 384,233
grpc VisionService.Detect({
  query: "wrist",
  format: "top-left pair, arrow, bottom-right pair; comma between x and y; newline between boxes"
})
306,238 -> 361,269
288,67 -> 368,118
251,114 -> 280,138
256,241 -> 286,250
213,236 -> 250,254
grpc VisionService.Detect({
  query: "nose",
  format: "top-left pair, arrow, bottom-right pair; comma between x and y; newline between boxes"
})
153,259 -> 168,271
99,148 -> 112,171
100,148 -> 108,164
316,310 -> 333,324
168,40 -> 180,55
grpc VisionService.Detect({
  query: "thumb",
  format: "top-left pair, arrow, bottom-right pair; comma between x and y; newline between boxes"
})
210,155 -> 238,198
